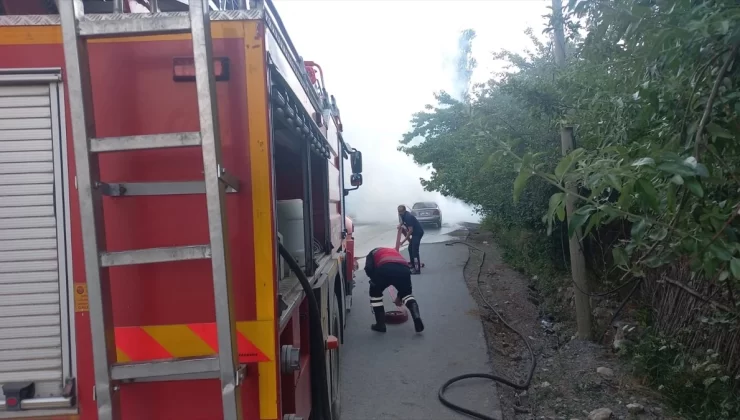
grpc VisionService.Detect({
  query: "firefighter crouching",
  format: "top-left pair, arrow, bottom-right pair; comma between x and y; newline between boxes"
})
364,247 -> 425,333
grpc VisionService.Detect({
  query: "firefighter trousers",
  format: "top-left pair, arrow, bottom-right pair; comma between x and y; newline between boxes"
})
368,262 -> 424,333
369,262 -> 415,306
408,231 -> 423,268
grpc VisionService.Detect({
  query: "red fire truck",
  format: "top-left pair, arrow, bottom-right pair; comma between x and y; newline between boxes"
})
0,1 -> 363,419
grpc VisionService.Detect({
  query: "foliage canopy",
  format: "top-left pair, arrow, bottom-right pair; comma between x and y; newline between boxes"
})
400,1 -> 740,417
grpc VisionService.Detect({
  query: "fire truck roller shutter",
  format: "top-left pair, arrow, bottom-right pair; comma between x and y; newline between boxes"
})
0,80 -> 73,405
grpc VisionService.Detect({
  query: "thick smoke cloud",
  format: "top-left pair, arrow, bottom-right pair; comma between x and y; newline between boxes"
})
343,28 -> 480,226
274,1 -> 548,227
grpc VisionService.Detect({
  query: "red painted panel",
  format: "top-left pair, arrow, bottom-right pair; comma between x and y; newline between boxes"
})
0,35 -> 261,419
295,300 -> 312,419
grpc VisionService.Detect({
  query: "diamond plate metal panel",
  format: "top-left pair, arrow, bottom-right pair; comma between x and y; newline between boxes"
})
0,9 -> 263,26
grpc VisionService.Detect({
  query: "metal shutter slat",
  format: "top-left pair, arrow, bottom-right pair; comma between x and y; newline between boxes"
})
0,293 -> 59,306
0,336 -> 60,351
0,173 -> 55,185
0,151 -> 53,163
0,129 -> 52,141
0,248 -> 58,263
0,358 -> 62,372
0,348 -> 62,362
0,272 -> 59,285
0,227 -> 57,240
0,271 -> 59,284
0,315 -> 61,329
0,260 -> 59,274
0,238 -> 58,251
0,140 -> 53,152
0,185 -> 54,197
0,282 -> 59,296
0,107 -> 52,119
0,195 -> 55,208
0,205 -> 55,219
0,217 -> 56,230
0,96 -> 51,108
0,85 -> 50,97
0,162 -> 54,175
0,369 -> 62,383
0,118 -> 52,130
0,325 -> 61,340
0,303 -> 60,317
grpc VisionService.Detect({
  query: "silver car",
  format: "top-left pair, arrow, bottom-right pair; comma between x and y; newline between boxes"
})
410,202 -> 442,228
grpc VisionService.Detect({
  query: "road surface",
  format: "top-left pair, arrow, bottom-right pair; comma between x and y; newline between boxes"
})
352,222 -> 464,258
339,225 -> 502,420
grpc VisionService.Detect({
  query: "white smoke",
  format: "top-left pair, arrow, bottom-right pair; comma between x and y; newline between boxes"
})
272,1 -> 553,227
343,29 -> 481,226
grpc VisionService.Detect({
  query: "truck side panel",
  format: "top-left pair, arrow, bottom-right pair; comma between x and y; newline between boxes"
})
324,117 -> 343,253
264,22 -> 345,420
0,21 -> 279,420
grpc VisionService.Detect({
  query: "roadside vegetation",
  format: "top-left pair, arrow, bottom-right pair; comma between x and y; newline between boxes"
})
400,1 -> 740,418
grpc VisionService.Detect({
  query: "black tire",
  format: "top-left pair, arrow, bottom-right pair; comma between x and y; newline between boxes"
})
329,293 -> 342,419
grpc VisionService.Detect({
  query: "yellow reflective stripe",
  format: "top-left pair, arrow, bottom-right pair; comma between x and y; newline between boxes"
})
141,325 -> 215,358
236,320 -> 275,360
116,347 -> 131,363
244,20 -> 278,420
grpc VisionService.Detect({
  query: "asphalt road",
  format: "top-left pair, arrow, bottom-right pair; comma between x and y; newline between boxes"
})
339,240 -> 502,420
352,223 -> 464,258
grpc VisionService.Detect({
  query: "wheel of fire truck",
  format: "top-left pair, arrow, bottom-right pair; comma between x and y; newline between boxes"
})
329,287 -> 342,419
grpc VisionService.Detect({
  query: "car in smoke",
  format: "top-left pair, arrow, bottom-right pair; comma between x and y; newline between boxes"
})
410,202 -> 442,228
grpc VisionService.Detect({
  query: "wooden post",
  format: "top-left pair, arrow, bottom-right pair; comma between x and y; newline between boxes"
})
552,0 -> 593,340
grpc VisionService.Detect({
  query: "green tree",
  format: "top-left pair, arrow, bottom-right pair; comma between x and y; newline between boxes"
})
401,1 -> 740,417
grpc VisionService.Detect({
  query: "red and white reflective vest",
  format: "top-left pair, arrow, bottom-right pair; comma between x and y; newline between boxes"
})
372,247 -> 407,267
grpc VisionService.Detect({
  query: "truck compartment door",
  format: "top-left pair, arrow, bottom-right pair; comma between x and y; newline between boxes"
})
0,78 -> 74,411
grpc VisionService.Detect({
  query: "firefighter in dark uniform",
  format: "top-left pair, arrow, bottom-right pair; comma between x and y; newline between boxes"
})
364,247 -> 424,333
398,204 -> 424,274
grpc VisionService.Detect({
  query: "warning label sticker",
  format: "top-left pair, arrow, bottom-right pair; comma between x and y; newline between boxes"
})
74,284 -> 89,313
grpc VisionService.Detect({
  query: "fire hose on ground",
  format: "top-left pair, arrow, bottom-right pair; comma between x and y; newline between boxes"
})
437,241 -> 536,420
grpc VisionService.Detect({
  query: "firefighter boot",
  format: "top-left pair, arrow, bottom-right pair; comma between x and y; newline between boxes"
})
371,306 -> 387,333
409,256 -> 421,274
405,299 -> 424,332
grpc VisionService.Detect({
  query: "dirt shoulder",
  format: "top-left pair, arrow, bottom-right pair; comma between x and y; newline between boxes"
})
457,227 -> 678,420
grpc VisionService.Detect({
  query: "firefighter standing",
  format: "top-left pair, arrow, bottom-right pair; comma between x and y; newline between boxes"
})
398,205 -> 424,274
364,247 -> 424,333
